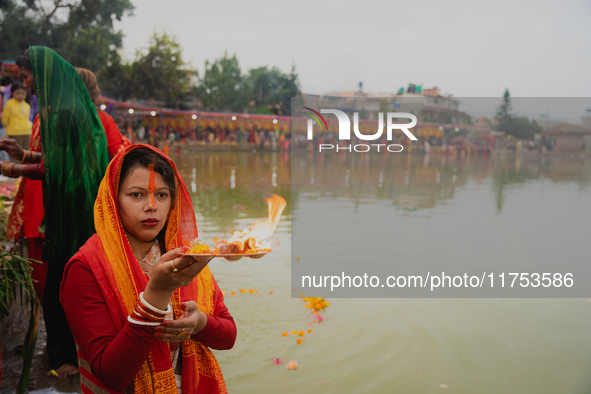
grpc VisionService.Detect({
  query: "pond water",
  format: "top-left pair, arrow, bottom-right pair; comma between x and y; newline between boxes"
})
172,150 -> 591,394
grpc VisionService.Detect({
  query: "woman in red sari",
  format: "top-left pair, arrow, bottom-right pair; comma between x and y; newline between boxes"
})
61,145 -> 236,393
5,114 -> 46,300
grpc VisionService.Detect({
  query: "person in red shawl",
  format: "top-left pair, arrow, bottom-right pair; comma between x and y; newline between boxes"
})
61,145 -> 236,393
75,68 -> 131,159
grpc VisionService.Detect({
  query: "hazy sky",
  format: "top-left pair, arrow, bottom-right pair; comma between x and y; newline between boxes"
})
116,0 -> 591,98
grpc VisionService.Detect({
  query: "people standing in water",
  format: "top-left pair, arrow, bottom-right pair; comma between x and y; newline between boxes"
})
62,145 -> 236,393
0,46 -> 109,378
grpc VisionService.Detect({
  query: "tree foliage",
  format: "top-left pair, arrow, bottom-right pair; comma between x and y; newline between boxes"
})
128,32 -> 189,107
0,2 -> 301,110
100,56 -> 133,101
196,52 -> 246,112
195,55 -> 301,114
245,65 -> 300,115
509,116 -> 543,139
495,88 -> 513,133
0,0 -> 134,75
495,88 -> 542,139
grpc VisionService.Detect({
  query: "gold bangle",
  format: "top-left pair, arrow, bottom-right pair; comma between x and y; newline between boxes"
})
21,149 -> 32,164
136,303 -> 165,321
133,309 -> 162,322
31,152 -> 41,163
1,161 -> 15,178
21,150 -> 33,164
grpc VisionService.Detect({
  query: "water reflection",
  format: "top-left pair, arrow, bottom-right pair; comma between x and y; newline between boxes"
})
292,151 -> 591,213
169,150 -> 591,393
172,149 -> 591,233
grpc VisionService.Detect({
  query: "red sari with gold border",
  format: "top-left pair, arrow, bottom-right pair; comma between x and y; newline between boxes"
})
62,145 -> 227,394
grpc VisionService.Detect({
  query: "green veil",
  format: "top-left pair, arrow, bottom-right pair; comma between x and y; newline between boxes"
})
30,46 -> 109,265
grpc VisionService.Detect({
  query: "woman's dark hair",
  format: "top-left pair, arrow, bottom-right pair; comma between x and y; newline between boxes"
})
10,81 -> 25,94
15,49 -> 32,71
0,76 -> 13,86
118,147 -> 177,204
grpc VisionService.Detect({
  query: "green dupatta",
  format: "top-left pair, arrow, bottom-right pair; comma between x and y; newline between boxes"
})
30,46 -> 109,265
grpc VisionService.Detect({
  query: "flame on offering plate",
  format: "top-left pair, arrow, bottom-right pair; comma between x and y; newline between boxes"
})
187,194 -> 286,255
224,194 -> 286,253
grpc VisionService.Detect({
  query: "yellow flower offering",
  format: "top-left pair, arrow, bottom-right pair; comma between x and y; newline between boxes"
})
187,238 -> 211,254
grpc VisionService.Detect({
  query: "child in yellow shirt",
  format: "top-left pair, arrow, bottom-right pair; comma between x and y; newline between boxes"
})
2,82 -> 32,155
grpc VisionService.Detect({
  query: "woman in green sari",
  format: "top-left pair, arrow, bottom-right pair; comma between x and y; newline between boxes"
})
1,46 -> 109,377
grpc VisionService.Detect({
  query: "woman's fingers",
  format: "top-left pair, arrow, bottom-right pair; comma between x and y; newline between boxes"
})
168,256 -> 209,278
0,139 -> 16,153
150,250 -> 207,291
154,308 -> 198,342
154,331 -> 190,343
171,254 -> 210,271
159,247 -> 186,263
181,301 -> 199,312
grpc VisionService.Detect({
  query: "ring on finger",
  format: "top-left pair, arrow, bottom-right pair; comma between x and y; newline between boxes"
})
170,260 -> 179,273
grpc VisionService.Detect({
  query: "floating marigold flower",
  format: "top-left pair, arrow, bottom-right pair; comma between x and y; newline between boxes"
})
298,330 -> 305,337
269,291 -> 274,294
249,289 -> 254,294
307,329 -> 313,333
303,297 -> 330,312
231,291 -> 236,295
240,289 -> 247,293
291,330 -> 298,335
296,338 -> 303,344
286,361 -> 298,370
282,332 -> 289,337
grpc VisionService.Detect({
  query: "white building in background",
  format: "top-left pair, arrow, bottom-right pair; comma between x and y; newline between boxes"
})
300,84 -> 467,126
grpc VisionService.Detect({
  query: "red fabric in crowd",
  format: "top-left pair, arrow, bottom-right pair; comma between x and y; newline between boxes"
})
98,111 -> 131,159
23,176 -> 45,238
61,256 -> 236,391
